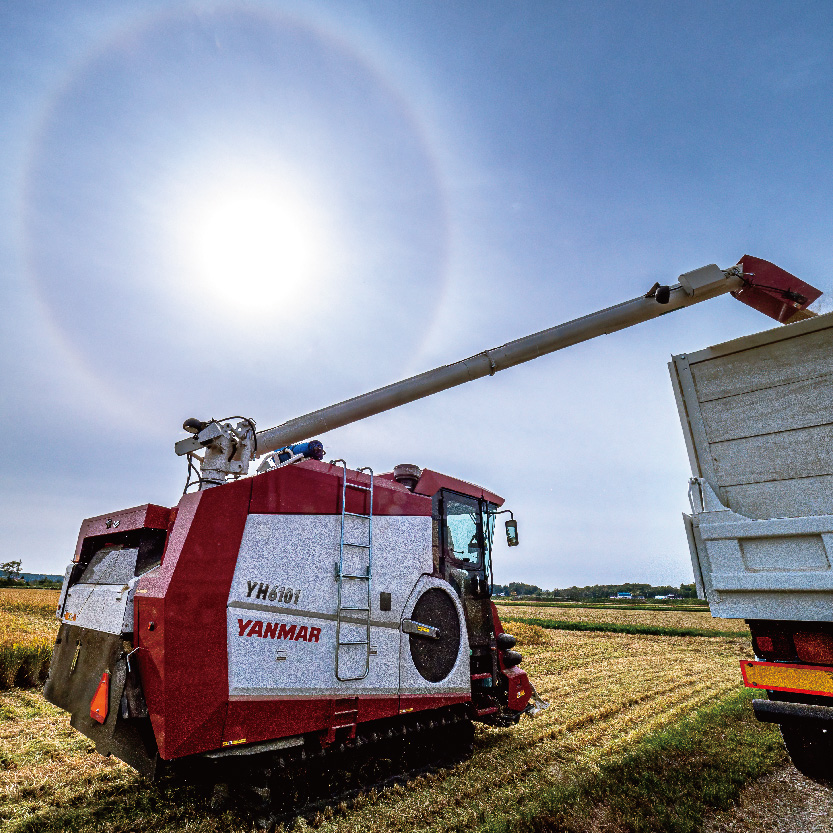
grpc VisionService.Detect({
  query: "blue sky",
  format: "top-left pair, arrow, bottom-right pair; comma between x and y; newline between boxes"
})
2,1 -> 831,587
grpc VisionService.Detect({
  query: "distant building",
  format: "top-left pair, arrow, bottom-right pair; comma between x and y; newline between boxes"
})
616,592 -> 632,599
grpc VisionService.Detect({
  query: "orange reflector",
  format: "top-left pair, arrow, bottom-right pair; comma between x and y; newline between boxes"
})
740,660 -> 833,697
90,671 -> 109,724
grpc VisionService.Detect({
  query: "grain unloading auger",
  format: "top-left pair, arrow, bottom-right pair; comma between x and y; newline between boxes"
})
44,256 -> 820,820
173,256 -> 820,488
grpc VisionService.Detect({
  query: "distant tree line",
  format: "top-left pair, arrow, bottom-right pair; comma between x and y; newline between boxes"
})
491,581 -> 699,600
0,560 -> 62,589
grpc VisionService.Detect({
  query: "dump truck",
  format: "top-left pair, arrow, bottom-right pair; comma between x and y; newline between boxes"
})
43,256 -> 823,818
671,308 -> 833,784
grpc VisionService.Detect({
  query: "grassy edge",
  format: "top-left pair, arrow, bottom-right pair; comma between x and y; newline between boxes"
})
504,615 -> 747,639
0,644 -> 52,690
483,687 -> 786,833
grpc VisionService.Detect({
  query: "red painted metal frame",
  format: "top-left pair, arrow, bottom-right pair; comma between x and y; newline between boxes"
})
490,602 -> 532,711
251,460 -> 431,516
740,659 -> 833,698
74,503 -> 171,561
412,469 -> 504,507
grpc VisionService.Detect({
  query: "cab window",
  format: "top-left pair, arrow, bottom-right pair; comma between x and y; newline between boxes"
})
442,492 -> 483,569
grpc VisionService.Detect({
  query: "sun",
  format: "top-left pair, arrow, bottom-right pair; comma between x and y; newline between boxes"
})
180,168 -> 333,319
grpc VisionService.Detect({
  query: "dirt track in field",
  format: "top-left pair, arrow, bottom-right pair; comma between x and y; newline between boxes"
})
703,765 -> 833,833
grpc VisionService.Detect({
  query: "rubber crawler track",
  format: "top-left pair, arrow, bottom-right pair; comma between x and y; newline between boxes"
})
175,705 -> 476,830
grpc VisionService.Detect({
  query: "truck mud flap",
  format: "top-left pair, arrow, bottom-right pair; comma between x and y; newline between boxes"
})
43,623 -> 159,779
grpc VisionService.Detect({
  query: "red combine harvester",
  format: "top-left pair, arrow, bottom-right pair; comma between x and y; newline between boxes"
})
44,257 -> 820,817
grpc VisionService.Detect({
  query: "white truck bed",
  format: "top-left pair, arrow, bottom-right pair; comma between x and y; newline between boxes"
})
670,311 -> 833,620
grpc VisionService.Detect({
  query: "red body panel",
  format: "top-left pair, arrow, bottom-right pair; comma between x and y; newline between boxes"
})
224,698 -> 335,747
490,602 -> 532,711
225,696 -> 403,739
360,696 -> 402,722
74,503 -> 171,561
136,480 -> 252,759
411,469 -> 504,507
399,692 -> 471,713
251,460 -> 431,516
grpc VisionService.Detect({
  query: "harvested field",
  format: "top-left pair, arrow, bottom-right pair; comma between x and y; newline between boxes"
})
500,601 -> 710,612
498,601 -> 749,635
0,618 -> 768,833
0,589 -> 59,690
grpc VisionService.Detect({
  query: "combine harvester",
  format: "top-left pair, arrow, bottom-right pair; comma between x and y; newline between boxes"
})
44,255 -> 827,817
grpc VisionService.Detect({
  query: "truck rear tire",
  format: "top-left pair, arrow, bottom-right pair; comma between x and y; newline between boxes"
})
780,724 -> 833,786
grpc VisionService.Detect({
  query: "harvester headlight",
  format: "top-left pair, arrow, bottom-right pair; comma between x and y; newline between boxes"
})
182,417 -> 208,434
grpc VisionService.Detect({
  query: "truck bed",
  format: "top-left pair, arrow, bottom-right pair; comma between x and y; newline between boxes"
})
670,311 -> 833,620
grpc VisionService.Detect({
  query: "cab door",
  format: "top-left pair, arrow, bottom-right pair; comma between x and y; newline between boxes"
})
438,491 -> 493,658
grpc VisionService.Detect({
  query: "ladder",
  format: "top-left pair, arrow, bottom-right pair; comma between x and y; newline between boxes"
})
332,461 -> 373,681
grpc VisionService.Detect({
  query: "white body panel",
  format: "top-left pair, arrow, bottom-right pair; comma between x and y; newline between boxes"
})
226,514 -> 468,699
60,547 -> 140,635
670,312 -> 833,620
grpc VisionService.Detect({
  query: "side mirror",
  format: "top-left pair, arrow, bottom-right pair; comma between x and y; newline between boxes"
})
505,519 -> 519,547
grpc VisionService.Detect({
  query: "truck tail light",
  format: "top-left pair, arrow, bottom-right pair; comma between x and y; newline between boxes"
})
90,671 -> 109,724
751,632 -> 795,662
794,632 -> 833,666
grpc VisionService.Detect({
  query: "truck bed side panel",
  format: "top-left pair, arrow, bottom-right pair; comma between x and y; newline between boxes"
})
671,312 -> 833,619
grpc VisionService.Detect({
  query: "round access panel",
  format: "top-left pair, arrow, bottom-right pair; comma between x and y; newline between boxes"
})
408,588 -> 461,683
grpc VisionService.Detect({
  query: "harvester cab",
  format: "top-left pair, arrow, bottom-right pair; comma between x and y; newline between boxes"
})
43,256 -> 821,809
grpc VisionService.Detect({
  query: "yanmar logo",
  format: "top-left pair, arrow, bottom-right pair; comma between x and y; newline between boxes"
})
237,618 -> 321,643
